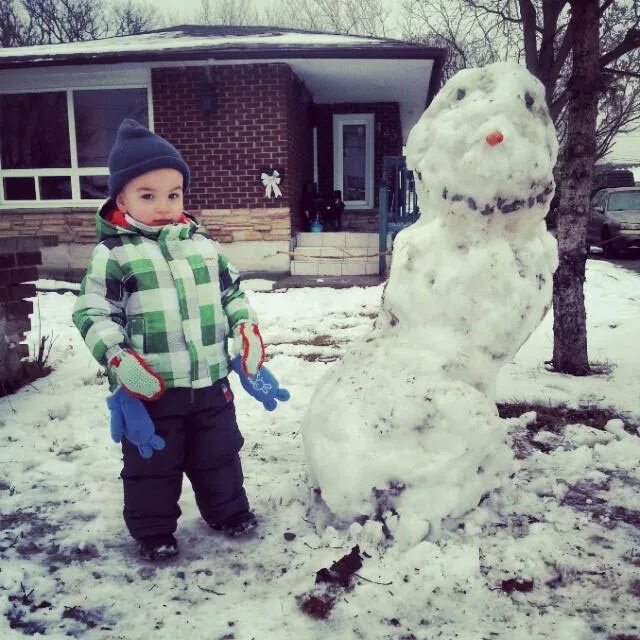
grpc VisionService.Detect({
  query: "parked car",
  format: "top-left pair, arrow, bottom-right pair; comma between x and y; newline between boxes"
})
587,187 -> 640,257
591,166 -> 635,196
546,166 -> 634,229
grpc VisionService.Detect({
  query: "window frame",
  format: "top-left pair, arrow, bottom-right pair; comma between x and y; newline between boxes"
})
591,190 -> 606,209
332,113 -> 375,210
0,83 -> 153,209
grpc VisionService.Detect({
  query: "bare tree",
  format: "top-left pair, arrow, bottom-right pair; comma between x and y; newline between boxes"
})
0,0 -> 32,45
196,0 -> 258,26
401,0 -> 640,375
21,0 -> 103,42
263,0 -> 392,37
596,1 -> 640,158
198,0 -> 211,24
552,0 -> 600,375
400,0 -> 523,79
0,0 -> 157,46
401,1 -> 640,157
109,0 -> 157,37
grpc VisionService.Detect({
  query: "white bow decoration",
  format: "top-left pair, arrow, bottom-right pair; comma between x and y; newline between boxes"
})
261,170 -> 282,199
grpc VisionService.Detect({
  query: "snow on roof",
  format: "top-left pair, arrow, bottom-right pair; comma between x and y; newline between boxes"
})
0,25 -> 442,67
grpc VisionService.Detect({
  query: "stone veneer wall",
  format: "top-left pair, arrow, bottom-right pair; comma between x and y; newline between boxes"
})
199,207 -> 291,243
0,209 -> 95,242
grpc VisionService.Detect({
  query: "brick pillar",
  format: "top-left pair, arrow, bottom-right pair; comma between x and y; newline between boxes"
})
0,236 -> 57,387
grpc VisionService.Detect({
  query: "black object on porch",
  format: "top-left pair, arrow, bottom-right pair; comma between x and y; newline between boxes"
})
378,156 -> 420,274
301,184 -> 345,232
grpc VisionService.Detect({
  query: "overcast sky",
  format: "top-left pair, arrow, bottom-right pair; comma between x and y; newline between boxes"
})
149,0 -> 398,28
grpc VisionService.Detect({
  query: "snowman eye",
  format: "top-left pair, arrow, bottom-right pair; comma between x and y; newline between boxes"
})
456,89 -> 466,101
524,92 -> 534,109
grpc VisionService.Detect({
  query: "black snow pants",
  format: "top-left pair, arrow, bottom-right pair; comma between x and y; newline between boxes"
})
120,378 -> 250,540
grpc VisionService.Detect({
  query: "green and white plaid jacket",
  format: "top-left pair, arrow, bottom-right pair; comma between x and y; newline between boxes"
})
73,202 -> 257,390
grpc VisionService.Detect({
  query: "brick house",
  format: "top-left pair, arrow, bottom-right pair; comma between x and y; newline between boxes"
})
0,25 -> 445,279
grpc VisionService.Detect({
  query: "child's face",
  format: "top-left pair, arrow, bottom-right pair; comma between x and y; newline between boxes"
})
116,168 -> 184,226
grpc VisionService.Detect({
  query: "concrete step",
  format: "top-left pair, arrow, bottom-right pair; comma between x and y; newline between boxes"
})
296,232 -> 387,249
291,259 -> 380,276
292,232 -> 391,276
274,274 -> 384,289
293,246 -> 380,261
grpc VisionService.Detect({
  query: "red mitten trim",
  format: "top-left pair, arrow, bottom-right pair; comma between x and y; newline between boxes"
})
239,323 -> 266,376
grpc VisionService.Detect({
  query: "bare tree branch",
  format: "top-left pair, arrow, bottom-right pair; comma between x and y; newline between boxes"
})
0,0 -> 157,46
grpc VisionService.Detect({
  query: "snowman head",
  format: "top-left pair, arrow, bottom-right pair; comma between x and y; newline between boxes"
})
405,61 -> 558,221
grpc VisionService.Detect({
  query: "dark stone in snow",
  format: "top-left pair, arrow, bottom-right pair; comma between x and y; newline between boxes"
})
501,578 -> 534,593
315,545 -> 363,588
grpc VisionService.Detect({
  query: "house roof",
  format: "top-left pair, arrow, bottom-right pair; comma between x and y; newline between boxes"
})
0,25 -> 445,67
0,25 -> 447,142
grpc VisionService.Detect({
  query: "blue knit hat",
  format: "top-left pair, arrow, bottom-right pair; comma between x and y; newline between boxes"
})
108,119 -> 190,199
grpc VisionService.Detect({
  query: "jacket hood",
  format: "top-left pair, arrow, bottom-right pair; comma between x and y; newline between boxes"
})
95,199 -> 199,241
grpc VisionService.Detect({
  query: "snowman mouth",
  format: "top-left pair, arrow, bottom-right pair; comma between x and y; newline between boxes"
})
441,182 -> 554,215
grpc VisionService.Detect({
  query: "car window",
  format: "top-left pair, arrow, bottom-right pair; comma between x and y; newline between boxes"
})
607,191 -> 640,211
591,191 -> 605,208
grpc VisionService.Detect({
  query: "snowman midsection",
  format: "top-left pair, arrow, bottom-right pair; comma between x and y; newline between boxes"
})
380,228 -> 554,384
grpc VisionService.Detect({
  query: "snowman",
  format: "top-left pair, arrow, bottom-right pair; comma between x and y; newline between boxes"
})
301,61 -> 559,542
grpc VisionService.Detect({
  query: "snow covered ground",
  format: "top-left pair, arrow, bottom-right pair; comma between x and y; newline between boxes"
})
1,258 -> 639,640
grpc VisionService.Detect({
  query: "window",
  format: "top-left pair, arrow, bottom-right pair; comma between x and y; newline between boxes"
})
333,114 -> 374,209
607,190 -> 640,212
0,87 -> 150,206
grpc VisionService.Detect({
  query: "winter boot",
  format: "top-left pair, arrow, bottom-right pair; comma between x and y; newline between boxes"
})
210,511 -> 258,538
137,533 -> 179,560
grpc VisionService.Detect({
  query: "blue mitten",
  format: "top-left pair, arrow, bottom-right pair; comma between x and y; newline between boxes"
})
230,356 -> 291,411
106,387 -> 166,459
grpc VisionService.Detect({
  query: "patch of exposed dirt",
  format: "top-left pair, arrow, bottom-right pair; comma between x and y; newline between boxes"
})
562,481 -> 640,531
499,402 -> 640,536
499,402 -> 639,459
0,362 -> 52,398
61,605 -> 104,629
298,353 -> 340,363
270,334 -> 344,348
0,508 -> 61,555
46,543 -> 101,565
6,583 -> 52,636
498,402 -> 637,433
268,334 -> 345,363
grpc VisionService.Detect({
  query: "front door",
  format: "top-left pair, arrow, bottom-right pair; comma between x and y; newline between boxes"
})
333,113 -> 374,209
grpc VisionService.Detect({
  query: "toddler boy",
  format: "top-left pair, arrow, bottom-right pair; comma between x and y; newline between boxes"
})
73,119 -> 265,560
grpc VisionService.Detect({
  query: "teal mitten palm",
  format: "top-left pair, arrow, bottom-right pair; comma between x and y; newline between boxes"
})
231,356 -> 290,411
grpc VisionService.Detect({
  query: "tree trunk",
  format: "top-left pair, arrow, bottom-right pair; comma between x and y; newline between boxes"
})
552,0 -> 599,375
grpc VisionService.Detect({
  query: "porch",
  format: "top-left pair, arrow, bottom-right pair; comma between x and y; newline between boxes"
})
292,156 -> 419,276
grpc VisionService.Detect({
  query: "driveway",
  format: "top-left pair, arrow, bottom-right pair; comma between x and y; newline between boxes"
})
588,249 -> 640,275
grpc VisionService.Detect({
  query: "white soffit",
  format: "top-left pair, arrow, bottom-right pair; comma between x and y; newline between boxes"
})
294,58 -> 433,140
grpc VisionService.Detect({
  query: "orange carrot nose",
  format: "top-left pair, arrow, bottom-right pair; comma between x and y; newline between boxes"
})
486,131 -> 504,146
